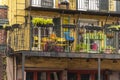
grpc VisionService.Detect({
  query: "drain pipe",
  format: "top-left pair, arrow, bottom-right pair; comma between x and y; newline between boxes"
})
98,58 -> 101,80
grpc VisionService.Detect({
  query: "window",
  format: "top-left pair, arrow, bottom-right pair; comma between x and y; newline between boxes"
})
26,71 -> 61,80
50,72 -> 61,80
32,27 -> 53,48
26,72 -> 34,80
95,73 -> 105,80
81,74 -> 90,80
37,72 -> 46,80
68,72 -> 77,80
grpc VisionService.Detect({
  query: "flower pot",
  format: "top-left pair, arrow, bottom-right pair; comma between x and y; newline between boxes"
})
106,33 -> 114,38
79,29 -> 84,34
104,49 -> 112,54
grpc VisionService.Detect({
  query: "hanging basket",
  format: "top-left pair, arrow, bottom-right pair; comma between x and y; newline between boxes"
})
79,28 -> 84,34
106,33 -> 114,38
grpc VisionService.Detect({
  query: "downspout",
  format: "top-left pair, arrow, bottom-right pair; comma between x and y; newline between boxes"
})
13,56 -> 15,80
98,58 -> 101,80
29,0 -> 32,51
22,53 -> 25,80
16,56 -> 18,80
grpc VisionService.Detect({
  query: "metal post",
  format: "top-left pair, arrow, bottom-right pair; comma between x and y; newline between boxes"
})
116,32 -> 119,53
98,58 -> 101,80
22,53 -> 25,80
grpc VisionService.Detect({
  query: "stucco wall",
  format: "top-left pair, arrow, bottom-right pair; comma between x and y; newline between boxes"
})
6,57 -> 13,80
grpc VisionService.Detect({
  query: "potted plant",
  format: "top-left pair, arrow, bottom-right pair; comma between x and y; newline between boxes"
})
75,43 -> 87,52
108,25 -> 120,31
79,28 -> 84,34
103,46 -> 115,54
106,32 -> 114,38
32,18 -> 53,27
45,19 -> 53,27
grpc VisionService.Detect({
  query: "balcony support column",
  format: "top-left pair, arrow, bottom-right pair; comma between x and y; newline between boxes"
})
98,58 -> 101,80
22,53 -> 25,80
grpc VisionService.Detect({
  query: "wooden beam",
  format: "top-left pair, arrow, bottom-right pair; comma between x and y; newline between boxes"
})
25,7 -> 120,17
15,51 -> 120,59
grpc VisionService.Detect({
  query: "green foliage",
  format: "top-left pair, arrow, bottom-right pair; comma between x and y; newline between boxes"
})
75,43 -> 87,51
106,46 -> 115,50
32,18 -> 53,26
108,25 -> 120,30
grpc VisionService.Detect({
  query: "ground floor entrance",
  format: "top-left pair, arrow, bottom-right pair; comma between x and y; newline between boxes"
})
26,70 -> 108,80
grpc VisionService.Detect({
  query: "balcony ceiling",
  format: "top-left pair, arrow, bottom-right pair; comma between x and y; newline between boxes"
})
26,6 -> 120,17
15,50 -> 120,59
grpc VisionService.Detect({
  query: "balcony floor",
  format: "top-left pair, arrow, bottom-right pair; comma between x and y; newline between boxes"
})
15,50 -> 120,59
26,6 -> 120,17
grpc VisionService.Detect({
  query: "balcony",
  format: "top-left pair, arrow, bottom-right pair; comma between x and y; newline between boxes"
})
27,18 -> 120,55
77,0 -> 120,12
26,0 -> 120,14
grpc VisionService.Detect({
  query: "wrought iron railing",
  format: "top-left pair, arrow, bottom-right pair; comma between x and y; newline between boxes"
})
31,25 -> 120,54
26,0 -> 120,13
27,0 -> 55,8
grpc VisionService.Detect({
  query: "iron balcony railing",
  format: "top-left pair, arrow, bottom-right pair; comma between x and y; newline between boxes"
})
26,0 -> 120,13
30,25 -> 120,54
26,0 -> 55,8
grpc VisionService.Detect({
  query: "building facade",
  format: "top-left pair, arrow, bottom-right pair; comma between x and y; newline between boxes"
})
4,0 -> 120,80
0,5 -> 8,80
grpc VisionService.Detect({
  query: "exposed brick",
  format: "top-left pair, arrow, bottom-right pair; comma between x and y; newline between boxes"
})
0,30 -> 7,44
0,8 -> 8,19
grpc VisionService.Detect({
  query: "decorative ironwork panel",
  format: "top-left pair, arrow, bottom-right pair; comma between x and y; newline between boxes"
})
99,0 -> 108,11
116,0 -> 120,12
41,0 -> 54,8
31,0 -> 54,8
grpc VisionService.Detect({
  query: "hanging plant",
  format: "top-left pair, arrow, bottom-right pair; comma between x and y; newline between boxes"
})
106,32 -> 114,38
46,19 -> 53,25
108,25 -> 120,31
79,28 -> 84,34
32,18 -> 53,27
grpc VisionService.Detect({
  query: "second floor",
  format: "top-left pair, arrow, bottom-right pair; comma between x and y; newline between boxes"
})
26,0 -> 120,12
5,12 -> 120,54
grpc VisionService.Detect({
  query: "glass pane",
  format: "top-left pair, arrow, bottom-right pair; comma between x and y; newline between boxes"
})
41,0 -> 54,8
26,72 -> 33,80
50,72 -> 61,80
116,0 -> 120,12
80,74 -> 90,80
95,73 -> 104,80
68,73 -> 77,80
37,72 -> 47,80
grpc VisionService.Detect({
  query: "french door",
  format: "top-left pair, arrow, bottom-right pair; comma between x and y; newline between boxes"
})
26,70 -> 107,80
26,71 -> 61,80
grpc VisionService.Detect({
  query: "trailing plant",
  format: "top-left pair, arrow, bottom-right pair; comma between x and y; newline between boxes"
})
32,18 -> 53,26
106,32 -> 114,38
75,43 -> 87,52
108,25 -> 120,31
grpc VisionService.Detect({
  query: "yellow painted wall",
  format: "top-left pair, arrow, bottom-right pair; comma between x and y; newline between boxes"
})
109,0 -> 116,11
5,0 -> 30,51
24,57 -> 120,70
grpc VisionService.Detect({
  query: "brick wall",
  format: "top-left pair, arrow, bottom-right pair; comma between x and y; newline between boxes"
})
0,55 -> 4,80
0,29 -> 7,44
0,6 -> 8,19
